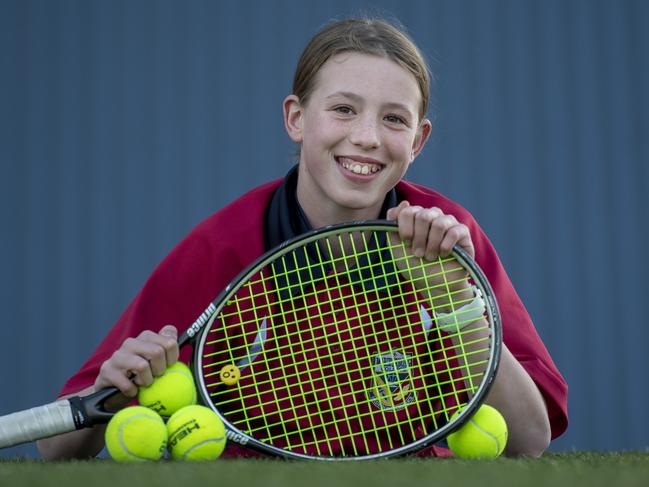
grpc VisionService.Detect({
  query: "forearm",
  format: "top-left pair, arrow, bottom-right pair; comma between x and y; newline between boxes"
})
36,386 -> 109,460
485,344 -> 551,457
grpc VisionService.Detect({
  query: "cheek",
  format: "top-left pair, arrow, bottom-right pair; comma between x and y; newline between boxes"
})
304,117 -> 346,148
385,132 -> 416,160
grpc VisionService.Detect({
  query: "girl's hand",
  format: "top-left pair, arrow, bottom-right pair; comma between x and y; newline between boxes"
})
93,324 -> 179,398
386,200 -> 475,260
386,201 -> 475,304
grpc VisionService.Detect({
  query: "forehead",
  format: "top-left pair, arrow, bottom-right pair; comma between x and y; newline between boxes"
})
311,52 -> 422,111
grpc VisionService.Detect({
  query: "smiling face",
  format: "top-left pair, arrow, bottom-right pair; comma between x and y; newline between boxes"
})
284,52 -> 432,228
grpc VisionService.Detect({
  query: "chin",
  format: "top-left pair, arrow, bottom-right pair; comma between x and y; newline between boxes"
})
333,195 -> 384,216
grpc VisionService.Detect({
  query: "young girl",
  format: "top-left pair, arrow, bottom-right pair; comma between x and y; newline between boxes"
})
38,17 -> 567,460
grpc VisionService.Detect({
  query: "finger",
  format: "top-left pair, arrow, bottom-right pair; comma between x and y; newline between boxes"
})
96,351 -> 151,397
439,223 -> 473,258
96,367 -> 139,398
123,333 -> 173,377
386,200 -> 410,221
396,204 -> 423,247
159,324 -> 178,340
412,207 -> 443,258
158,324 -> 180,369
425,214 -> 459,259
136,326 -> 179,372
112,346 -> 155,387
95,362 -> 138,397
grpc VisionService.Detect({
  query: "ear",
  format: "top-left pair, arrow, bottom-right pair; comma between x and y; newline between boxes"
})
410,118 -> 432,161
283,95 -> 304,143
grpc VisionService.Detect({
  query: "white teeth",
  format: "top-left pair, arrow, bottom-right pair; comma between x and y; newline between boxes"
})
339,158 -> 381,175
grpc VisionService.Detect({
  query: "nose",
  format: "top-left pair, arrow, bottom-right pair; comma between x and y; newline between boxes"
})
348,115 -> 380,149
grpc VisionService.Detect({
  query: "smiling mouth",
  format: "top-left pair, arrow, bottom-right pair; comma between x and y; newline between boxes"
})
337,157 -> 383,175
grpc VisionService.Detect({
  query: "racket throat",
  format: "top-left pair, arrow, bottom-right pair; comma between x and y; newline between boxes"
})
70,388 -> 123,428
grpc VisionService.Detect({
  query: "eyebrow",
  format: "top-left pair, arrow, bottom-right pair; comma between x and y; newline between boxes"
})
325,91 -> 415,116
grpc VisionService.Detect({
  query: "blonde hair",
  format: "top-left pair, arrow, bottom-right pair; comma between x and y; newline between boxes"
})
292,18 -> 431,120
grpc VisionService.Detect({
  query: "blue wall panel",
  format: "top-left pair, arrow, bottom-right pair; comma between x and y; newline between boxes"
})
1,0 -> 647,457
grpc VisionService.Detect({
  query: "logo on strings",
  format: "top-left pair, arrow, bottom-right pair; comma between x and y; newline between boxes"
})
367,350 -> 415,410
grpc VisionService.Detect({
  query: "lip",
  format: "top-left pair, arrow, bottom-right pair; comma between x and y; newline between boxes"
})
335,155 -> 385,180
336,155 -> 384,166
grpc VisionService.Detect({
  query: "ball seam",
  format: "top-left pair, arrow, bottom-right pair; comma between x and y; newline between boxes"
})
468,418 -> 502,456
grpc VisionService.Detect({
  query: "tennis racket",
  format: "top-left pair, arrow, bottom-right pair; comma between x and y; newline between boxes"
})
0,221 -> 501,459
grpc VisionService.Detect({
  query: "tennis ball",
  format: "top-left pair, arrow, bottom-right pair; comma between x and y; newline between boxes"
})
447,404 -> 508,459
166,405 -> 226,461
105,406 -> 167,462
138,362 -> 197,416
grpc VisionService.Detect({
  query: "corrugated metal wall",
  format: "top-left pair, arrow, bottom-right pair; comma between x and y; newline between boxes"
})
1,0 -> 647,457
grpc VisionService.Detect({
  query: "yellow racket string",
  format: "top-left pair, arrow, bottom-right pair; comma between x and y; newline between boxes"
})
198,229 -> 493,457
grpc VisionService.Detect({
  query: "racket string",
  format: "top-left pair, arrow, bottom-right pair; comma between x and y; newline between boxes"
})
198,229 -> 493,457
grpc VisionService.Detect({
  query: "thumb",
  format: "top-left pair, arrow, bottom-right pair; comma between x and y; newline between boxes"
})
159,324 -> 178,340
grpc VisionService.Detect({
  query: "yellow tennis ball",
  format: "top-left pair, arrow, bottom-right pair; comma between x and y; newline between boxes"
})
138,362 -> 197,416
447,405 -> 508,459
166,405 -> 226,461
105,406 -> 167,462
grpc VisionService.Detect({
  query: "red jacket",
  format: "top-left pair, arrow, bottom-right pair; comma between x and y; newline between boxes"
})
61,178 -> 568,456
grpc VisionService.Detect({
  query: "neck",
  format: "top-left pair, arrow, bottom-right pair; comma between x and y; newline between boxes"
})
296,187 -> 383,229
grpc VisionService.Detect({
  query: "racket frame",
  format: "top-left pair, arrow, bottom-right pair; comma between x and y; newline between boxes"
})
192,220 -> 502,460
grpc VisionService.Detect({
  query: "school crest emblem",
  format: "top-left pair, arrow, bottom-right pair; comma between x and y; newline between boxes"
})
367,350 -> 415,410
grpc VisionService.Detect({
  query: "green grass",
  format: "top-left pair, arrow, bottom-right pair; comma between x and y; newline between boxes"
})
2,453 -> 649,487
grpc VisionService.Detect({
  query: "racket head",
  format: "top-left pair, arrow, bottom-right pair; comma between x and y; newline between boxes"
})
193,221 -> 501,460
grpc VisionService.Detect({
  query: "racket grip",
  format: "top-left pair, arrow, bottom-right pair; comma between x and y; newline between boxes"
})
0,400 -> 76,448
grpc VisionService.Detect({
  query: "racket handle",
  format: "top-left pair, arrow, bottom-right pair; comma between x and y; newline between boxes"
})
0,400 -> 76,448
